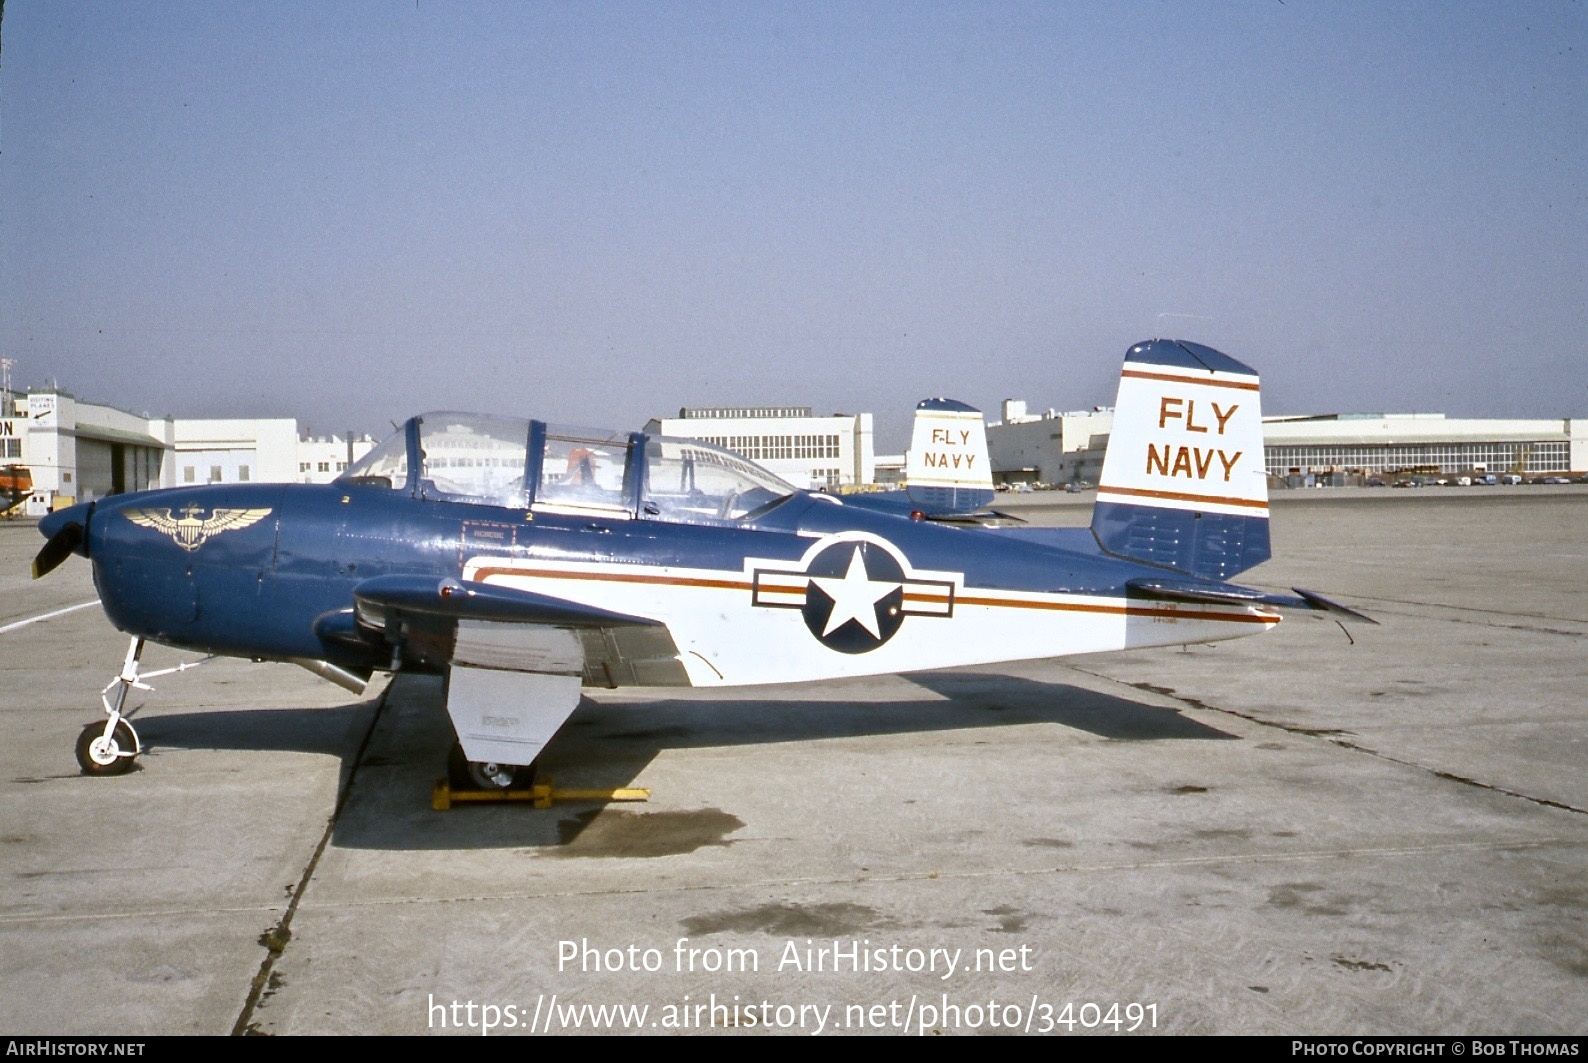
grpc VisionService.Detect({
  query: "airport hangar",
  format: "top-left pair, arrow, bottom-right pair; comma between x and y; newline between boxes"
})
3,388 -> 377,512
986,400 -> 1588,487
643,405 -> 879,490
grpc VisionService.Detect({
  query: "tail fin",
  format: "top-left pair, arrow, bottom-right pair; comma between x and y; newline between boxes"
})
1091,340 -> 1270,580
904,399 -> 994,515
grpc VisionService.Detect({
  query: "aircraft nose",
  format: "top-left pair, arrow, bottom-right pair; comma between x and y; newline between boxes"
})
39,501 -> 93,541
34,500 -> 96,579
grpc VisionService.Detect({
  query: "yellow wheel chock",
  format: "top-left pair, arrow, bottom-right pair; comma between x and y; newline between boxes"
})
432,776 -> 650,810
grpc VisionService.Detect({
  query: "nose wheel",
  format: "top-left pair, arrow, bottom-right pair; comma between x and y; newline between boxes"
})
76,719 -> 139,776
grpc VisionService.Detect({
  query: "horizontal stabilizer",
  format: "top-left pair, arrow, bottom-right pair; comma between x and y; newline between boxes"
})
1126,577 -> 1376,624
1290,587 -> 1379,625
1125,577 -> 1276,606
922,508 -> 1026,526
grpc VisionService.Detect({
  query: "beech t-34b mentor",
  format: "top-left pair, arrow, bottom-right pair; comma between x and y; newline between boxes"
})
35,340 -> 1370,786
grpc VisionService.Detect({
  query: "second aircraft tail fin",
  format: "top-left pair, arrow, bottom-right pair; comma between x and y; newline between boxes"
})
904,399 -> 995,516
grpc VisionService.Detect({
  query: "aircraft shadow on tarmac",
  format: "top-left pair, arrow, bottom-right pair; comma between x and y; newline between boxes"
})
130,671 -> 1235,852
134,702 -> 372,759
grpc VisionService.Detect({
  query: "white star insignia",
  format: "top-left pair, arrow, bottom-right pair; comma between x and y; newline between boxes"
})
810,546 -> 901,639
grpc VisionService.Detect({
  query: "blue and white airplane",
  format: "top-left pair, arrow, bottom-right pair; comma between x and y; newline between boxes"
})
35,340 -> 1369,786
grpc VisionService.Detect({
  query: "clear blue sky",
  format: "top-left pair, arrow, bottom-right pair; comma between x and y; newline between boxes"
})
2,1 -> 1583,448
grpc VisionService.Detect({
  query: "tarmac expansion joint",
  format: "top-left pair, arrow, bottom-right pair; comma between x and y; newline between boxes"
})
230,686 -> 392,1036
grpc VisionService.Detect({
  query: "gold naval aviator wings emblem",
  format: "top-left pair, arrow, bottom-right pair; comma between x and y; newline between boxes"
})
125,503 -> 273,552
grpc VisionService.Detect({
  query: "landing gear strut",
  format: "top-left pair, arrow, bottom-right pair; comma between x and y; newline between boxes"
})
77,637 -> 147,775
76,636 -> 207,777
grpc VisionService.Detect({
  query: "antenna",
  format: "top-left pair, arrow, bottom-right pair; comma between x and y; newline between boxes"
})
0,359 -> 13,415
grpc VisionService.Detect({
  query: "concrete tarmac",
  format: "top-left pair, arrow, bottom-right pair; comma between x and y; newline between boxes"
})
1,487 -> 1584,1036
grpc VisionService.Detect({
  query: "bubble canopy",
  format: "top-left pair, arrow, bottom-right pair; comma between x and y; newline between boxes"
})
337,413 -> 799,524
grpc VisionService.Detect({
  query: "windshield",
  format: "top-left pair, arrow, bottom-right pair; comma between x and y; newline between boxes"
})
642,437 -> 796,523
338,426 -> 409,489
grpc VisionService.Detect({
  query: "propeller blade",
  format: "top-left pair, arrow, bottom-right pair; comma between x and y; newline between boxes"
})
31,522 -> 84,580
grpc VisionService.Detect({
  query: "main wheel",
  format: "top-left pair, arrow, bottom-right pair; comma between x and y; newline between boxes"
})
447,742 -> 535,791
76,721 -> 137,777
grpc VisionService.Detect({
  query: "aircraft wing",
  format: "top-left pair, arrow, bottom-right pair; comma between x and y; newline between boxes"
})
345,575 -> 693,772
348,575 -> 693,687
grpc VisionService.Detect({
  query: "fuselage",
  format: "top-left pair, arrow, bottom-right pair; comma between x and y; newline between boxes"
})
63,475 -> 1278,689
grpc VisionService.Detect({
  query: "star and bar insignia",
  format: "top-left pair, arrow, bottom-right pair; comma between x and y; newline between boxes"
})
749,535 -> 957,653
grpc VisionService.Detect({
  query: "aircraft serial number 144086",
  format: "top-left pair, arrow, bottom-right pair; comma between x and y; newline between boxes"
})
34,340 -> 1370,788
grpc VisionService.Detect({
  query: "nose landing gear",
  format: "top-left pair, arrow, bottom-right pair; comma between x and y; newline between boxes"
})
75,638 -> 148,776
76,636 -> 207,777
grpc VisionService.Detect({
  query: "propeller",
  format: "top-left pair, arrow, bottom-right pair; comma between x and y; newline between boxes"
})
32,518 -> 86,580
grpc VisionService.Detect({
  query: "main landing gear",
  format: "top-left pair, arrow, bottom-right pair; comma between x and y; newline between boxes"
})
76,636 -> 206,776
446,740 -> 538,792
434,741 -> 650,810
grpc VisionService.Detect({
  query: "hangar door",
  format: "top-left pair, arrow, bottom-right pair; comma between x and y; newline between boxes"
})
76,439 -> 114,501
